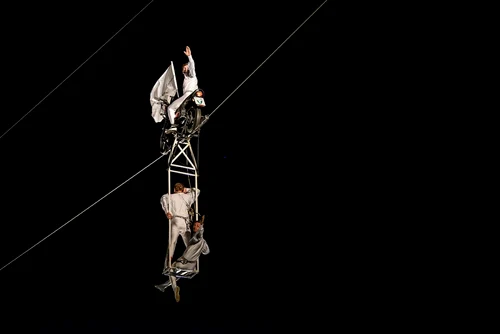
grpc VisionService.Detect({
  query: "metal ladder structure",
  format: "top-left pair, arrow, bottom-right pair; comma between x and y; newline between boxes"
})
162,133 -> 200,281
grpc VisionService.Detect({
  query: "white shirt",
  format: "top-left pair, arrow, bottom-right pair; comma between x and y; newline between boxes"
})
182,55 -> 198,94
160,188 -> 200,218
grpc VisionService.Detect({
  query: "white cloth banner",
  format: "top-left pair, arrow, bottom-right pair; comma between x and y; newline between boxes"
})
150,61 -> 178,123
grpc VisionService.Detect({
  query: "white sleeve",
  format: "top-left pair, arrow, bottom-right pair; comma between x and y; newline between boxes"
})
187,55 -> 196,77
160,194 -> 169,213
188,188 -> 200,204
201,241 -> 210,255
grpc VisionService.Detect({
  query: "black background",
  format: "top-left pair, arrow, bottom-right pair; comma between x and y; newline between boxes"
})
0,1 -> 381,332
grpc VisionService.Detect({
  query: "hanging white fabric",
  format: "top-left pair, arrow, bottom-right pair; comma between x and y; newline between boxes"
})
150,61 -> 179,123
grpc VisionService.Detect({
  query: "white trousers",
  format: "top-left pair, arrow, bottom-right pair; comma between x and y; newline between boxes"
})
167,91 -> 193,125
169,217 -> 191,261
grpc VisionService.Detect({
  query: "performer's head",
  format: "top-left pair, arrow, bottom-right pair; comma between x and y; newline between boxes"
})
182,63 -> 190,75
174,182 -> 184,193
193,221 -> 202,232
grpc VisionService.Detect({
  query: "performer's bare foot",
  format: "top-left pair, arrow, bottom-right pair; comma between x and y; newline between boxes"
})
175,286 -> 180,302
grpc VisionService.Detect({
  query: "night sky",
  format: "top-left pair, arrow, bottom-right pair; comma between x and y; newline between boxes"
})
0,1 -> 361,332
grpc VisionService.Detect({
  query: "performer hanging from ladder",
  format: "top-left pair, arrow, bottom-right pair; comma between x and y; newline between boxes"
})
158,181 -> 203,302
155,216 -> 210,302
160,182 -> 200,266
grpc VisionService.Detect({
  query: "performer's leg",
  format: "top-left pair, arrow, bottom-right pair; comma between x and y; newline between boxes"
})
167,93 -> 190,126
177,220 -> 190,249
169,222 -> 180,265
167,98 -> 183,125
170,274 -> 180,302
169,274 -> 177,290
181,230 -> 191,248
167,105 -> 177,125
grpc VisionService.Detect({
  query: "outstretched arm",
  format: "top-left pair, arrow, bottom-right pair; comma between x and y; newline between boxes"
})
184,46 -> 196,77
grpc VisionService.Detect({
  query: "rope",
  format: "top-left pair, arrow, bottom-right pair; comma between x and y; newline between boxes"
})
0,1 -> 156,141
0,0 -> 329,273
186,0 -> 328,139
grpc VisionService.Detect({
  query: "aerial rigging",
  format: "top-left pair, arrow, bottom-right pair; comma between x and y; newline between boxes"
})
149,46 -> 209,302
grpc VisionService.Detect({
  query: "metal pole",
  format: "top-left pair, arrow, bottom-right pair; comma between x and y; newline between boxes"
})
167,160 -> 172,269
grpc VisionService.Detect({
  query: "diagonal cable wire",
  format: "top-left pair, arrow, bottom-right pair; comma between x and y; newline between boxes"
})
0,154 -> 165,272
189,0 -> 329,137
0,0 -> 156,141
0,0 -> 328,273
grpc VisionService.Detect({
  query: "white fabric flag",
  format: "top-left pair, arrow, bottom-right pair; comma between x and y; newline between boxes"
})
150,61 -> 178,123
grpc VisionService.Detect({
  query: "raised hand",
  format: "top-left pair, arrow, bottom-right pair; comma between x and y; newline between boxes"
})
184,46 -> 191,56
